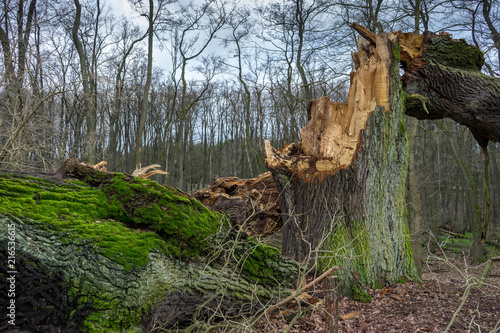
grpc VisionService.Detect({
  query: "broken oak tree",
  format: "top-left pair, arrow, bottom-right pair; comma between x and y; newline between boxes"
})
265,26 -> 418,298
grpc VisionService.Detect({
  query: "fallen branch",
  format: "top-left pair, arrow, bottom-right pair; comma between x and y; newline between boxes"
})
444,284 -> 472,333
439,229 -> 500,249
265,265 -> 340,315
439,229 -> 471,239
480,256 -> 500,287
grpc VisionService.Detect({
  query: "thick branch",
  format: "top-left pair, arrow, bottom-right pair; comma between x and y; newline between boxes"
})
394,31 -> 500,146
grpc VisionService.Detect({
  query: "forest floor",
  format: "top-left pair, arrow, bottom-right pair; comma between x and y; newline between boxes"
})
252,250 -> 500,333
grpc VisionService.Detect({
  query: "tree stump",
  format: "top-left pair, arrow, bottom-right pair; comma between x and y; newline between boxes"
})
265,26 -> 418,298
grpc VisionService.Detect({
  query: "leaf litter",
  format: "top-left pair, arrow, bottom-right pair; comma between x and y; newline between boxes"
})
248,255 -> 500,333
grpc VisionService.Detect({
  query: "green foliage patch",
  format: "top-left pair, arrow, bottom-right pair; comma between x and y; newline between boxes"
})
352,285 -> 372,303
440,232 -> 499,256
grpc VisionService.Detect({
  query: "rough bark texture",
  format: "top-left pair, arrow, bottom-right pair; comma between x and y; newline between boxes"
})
265,29 -> 418,299
193,172 -> 282,236
395,30 -> 500,147
0,160 -> 299,332
395,30 -> 498,262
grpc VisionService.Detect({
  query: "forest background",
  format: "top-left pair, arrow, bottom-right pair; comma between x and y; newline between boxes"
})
1,0 -> 499,241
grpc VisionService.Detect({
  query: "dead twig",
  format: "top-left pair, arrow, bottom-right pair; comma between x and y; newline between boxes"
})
265,265 -> 340,315
132,164 -> 168,179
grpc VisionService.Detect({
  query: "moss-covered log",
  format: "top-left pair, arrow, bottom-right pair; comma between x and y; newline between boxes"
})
0,159 -> 300,332
395,30 -> 500,147
265,26 -> 418,300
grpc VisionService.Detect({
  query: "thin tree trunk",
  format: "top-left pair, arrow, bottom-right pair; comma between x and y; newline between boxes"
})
135,0 -> 154,170
481,145 -> 490,243
408,117 -> 422,277
72,0 -> 96,164
407,13 -> 423,277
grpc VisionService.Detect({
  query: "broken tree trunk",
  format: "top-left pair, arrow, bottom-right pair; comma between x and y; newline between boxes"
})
265,26 -> 418,299
396,30 -> 500,147
0,159 -> 300,332
193,172 -> 282,236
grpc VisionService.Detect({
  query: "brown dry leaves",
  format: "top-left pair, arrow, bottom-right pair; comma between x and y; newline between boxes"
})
248,259 -> 499,333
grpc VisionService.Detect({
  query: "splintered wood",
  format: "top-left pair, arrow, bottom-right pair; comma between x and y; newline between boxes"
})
193,172 -> 282,236
390,31 -> 425,64
132,164 -> 168,179
266,29 -> 392,176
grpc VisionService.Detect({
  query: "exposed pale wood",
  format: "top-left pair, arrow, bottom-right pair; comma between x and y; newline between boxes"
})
267,31 -> 393,173
350,23 -> 377,45
390,31 -> 426,63
298,32 -> 391,168
132,163 -> 168,178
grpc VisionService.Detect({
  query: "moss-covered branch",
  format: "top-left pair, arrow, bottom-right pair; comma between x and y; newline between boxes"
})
396,31 -> 500,147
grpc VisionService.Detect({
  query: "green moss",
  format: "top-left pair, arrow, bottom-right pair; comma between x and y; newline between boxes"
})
101,174 -> 220,258
317,220 -> 374,296
352,285 -> 372,303
397,276 -> 406,284
423,37 -> 484,71
240,243 -> 281,282
1,172 -> 299,332
0,172 -> 221,268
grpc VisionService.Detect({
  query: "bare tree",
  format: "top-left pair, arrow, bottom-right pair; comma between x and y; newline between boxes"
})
71,0 -> 97,164
0,0 -> 41,168
107,20 -> 147,171
169,0 -> 228,190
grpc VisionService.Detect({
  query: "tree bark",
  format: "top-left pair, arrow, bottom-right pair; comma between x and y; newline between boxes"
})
0,160 -> 299,332
396,30 -> 500,147
408,117 -> 423,277
265,26 -> 418,298
396,30 -> 498,261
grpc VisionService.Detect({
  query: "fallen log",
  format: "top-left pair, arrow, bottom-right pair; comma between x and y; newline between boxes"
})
0,159 -> 300,332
